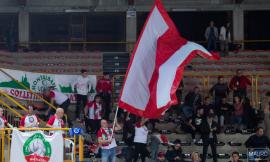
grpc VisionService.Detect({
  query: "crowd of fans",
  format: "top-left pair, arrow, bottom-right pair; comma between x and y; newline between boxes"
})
0,68 -> 270,162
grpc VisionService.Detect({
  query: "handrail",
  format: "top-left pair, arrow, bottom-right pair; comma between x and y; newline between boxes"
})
0,68 -> 58,111
1,39 -> 270,45
0,90 -> 46,125
0,98 -> 22,118
0,127 -> 82,162
1,128 -> 70,131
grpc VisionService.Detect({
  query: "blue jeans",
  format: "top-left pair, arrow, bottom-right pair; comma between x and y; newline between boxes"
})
101,147 -> 116,162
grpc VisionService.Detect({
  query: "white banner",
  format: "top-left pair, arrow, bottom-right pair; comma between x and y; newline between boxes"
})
0,68 -> 97,103
10,129 -> 64,162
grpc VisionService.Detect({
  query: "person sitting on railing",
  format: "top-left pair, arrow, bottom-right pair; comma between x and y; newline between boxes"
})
245,127 -> 270,149
0,107 -> 12,128
20,105 -> 40,128
43,86 -> 71,126
46,108 -> 65,135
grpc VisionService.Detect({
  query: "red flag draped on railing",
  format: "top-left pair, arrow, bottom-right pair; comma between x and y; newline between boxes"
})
118,0 -> 220,118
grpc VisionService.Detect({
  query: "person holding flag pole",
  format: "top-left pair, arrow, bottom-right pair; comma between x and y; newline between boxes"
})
110,0 -> 220,160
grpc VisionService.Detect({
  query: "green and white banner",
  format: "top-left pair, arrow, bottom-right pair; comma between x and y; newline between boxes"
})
10,129 -> 64,162
0,68 -> 97,103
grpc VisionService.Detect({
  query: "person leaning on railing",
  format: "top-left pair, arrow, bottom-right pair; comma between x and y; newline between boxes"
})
19,105 -> 40,128
46,108 -> 65,136
0,107 -> 12,128
43,86 -> 71,127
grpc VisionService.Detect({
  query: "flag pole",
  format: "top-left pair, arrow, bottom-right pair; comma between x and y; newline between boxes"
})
111,106 -> 119,137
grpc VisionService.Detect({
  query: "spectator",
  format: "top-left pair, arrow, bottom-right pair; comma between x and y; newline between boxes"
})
122,112 -> 135,146
245,127 -> 270,149
243,97 -> 258,129
232,96 -> 244,131
200,96 -> 215,118
263,91 -> 270,137
96,73 -> 112,120
192,107 -> 204,142
46,108 -> 65,135
183,87 -> 202,118
228,152 -> 242,162
191,152 -> 201,162
176,81 -> 184,105
74,69 -> 92,121
205,21 -> 218,51
84,95 -> 103,134
219,22 -> 231,55
165,139 -> 185,162
209,76 -> 230,108
97,119 -> 122,162
157,152 -> 166,162
181,117 -> 196,143
229,69 -> 251,98
200,113 -> 219,162
133,118 -> 149,162
217,97 -> 233,129
43,86 -> 71,126
150,129 -> 161,162
0,107 -> 12,128
20,105 -> 40,128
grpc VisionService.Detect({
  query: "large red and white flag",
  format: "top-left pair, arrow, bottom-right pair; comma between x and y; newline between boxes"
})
119,0 -> 220,118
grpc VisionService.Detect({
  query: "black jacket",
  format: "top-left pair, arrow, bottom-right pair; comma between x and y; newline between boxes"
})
200,119 -> 219,142
165,147 -> 185,162
245,134 -> 270,148
210,83 -> 229,98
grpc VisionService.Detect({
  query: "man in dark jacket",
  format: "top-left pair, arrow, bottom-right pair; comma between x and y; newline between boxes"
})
245,127 -> 270,148
200,113 -> 219,162
183,87 -> 202,118
218,97 -> 233,129
165,139 -> 185,162
210,76 -> 230,108
229,69 -> 251,97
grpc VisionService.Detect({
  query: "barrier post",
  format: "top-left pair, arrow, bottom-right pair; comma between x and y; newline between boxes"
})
7,129 -> 11,162
79,135 -> 84,161
1,129 -> 4,162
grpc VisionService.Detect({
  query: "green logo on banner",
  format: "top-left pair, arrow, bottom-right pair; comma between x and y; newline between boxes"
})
31,75 -> 56,92
23,133 -> 52,162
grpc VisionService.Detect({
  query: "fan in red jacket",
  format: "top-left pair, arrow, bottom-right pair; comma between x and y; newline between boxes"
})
229,69 -> 251,97
20,105 -> 40,128
96,73 -> 112,120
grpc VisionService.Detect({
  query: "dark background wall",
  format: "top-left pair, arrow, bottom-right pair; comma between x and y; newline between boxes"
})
244,10 -> 270,50
137,11 -> 231,42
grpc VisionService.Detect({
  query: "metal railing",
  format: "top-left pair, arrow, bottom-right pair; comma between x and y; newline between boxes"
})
0,128 -> 84,162
0,69 -> 69,124
112,72 -> 265,108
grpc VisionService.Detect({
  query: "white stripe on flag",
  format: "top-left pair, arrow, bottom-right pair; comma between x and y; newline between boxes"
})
157,42 -> 211,108
121,6 -> 168,110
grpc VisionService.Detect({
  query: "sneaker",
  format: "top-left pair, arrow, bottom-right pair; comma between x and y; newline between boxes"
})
76,118 -> 81,122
